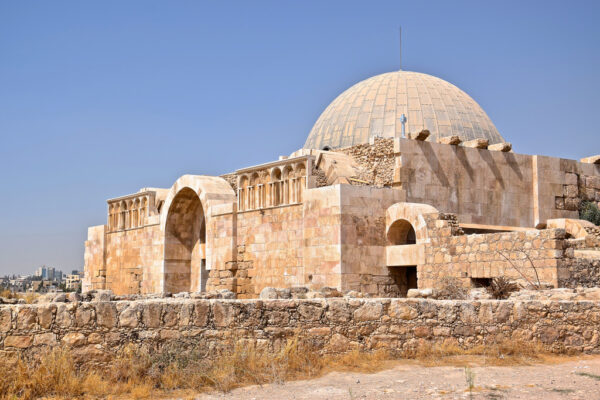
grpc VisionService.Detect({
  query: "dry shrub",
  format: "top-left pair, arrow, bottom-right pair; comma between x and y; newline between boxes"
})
436,277 -> 469,300
486,277 -> 519,300
0,289 -> 15,298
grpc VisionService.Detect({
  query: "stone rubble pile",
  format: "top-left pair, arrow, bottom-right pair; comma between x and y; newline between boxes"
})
259,286 -> 360,299
32,289 -> 237,304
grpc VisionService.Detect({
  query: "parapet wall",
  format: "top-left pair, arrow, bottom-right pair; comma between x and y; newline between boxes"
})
1,298 -> 599,364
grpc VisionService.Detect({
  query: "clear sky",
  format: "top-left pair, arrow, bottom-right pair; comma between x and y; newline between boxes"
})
0,1 -> 598,275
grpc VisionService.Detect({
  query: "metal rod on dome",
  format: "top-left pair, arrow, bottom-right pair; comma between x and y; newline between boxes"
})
399,26 -> 402,70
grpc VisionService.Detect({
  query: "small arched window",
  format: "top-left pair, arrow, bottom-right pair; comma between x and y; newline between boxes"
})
387,219 -> 416,245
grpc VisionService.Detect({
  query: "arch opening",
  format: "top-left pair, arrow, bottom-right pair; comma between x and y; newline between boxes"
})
164,187 -> 207,293
387,219 -> 416,245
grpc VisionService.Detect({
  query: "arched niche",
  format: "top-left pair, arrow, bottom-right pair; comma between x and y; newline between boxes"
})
164,187 -> 206,293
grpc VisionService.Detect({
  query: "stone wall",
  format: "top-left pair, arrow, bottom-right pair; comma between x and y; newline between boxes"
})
1,298 -> 599,365
207,203 -> 304,298
419,213 -> 565,288
336,137 -> 395,187
558,258 -> 600,288
393,138 -> 600,228
84,224 -> 163,295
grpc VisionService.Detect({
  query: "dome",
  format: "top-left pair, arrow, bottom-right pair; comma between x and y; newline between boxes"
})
304,70 -> 504,149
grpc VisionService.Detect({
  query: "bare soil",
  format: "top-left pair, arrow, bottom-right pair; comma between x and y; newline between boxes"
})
194,356 -> 600,400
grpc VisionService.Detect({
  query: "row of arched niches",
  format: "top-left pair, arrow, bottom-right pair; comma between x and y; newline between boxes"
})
107,194 -> 154,232
237,159 -> 308,211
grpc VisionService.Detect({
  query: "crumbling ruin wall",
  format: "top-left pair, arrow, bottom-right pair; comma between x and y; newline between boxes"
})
419,213 -> 565,288
335,137 -> 395,187
1,298 -> 599,366
558,258 -> 600,288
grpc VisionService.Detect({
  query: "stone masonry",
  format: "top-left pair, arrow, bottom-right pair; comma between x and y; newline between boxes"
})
1,298 -> 599,367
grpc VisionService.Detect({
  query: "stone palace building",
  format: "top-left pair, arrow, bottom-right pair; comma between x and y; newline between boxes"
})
84,70 -> 600,297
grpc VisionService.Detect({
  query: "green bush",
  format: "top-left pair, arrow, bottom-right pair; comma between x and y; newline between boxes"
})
580,201 -> 600,226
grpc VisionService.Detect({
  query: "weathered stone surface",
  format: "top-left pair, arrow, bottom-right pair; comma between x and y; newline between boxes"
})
463,138 -> 489,149
119,305 -> 139,328
62,332 -> 87,347
408,129 -> 430,141
34,332 -> 57,346
438,135 -> 462,145
16,307 -> 36,330
0,308 -> 12,332
37,304 -> 55,329
142,302 -> 162,328
5,335 -> 32,348
488,142 -> 512,152
96,303 -> 117,328
354,302 -> 383,322
389,301 -> 417,320
0,297 -> 599,366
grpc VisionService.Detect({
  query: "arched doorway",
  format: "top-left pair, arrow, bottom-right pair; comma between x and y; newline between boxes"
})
164,187 -> 206,293
386,218 -> 417,296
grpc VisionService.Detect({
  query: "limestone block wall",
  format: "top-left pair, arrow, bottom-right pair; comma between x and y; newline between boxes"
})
83,225 -> 106,292
536,156 -> 600,224
207,203 -> 305,298
419,213 -> 565,288
393,138 -> 600,228
338,185 -> 405,295
105,225 -> 163,295
1,298 -> 599,365
395,138 -> 535,227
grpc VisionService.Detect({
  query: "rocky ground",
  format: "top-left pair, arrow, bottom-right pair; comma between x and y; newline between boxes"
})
194,357 -> 600,400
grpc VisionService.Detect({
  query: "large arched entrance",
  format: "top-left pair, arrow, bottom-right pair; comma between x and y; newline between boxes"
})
164,187 -> 206,293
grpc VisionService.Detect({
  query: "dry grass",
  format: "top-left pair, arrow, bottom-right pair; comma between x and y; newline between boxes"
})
0,337 -> 581,399
408,339 -> 572,367
0,289 -> 39,304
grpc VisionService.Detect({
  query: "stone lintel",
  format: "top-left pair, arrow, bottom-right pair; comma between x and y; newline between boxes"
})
580,155 -> 600,165
437,135 -> 462,145
488,142 -> 512,152
462,138 -> 489,149
408,129 -> 430,141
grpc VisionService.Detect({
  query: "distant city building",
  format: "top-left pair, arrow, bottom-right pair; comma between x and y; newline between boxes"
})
65,273 -> 82,291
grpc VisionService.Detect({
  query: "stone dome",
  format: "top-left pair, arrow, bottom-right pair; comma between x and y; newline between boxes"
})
304,70 -> 504,149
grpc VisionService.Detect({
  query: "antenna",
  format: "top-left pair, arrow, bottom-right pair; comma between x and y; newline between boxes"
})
399,26 -> 402,70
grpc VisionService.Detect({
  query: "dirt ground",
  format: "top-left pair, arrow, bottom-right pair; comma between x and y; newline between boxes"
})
194,357 -> 600,400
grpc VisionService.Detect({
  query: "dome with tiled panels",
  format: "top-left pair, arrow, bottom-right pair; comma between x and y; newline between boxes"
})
304,70 -> 504,149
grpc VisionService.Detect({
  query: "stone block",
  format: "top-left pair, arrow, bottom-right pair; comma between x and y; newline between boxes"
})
0,308 -> 11,332
4,335 -> 32,349
488,142 -> 512,152
96,303 -> 117,328
408,129 -> 430,141
437,135 -> 462,145
463,138 -> 489,149
353,301 -> 383,321
62,332 -> 87,347
34,333 -> 57,346
580,155 -> 600,164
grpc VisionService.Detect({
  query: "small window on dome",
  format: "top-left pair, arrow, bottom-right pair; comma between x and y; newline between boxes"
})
321,146 -> 331,151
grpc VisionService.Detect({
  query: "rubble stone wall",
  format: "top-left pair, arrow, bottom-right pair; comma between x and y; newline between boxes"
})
1,298 -> 599,366
336,137 -> 395,187
558,258 -> 600,288
419,213 -> 565,288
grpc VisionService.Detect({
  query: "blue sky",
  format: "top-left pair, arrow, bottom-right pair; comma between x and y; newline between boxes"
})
0,1 -> 598,275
